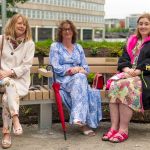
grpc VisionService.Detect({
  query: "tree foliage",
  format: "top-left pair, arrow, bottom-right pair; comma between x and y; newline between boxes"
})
0,0 -> 29,18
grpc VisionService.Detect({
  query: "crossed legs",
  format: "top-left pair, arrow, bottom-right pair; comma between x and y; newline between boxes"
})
1,78 -> 22,149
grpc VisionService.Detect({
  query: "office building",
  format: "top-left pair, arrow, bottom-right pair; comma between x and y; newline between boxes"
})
125,14 -> 140,30
12,0 -> 105,41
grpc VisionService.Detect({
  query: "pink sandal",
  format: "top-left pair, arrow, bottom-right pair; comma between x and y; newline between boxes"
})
102,128 -> 118,141
109,131 -> 128,143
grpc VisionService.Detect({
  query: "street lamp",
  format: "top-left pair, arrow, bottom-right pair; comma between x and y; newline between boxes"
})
1,0 -> 7,33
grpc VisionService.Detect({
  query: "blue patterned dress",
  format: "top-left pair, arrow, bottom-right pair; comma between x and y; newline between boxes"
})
49,42 -> 102,128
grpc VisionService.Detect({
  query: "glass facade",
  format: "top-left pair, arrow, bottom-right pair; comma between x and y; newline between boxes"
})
38,28 -> 52,40
29,0 -> 104,12
14,0 -> 105,41
15,8 -> 104,24
83,29 -> 92,40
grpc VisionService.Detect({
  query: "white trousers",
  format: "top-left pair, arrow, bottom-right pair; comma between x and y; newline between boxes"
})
1,77 -> 19,134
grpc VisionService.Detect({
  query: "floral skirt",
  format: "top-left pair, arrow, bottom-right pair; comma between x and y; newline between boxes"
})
108,76 -> 143,112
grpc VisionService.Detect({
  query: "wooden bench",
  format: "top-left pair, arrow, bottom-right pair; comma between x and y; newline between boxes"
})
0,57 -> 53,130
0,57 -> 118,130
41,57 -> 150,123
37,57 -> 118,126
86,57 -> 118,100
38,57 -> 118,102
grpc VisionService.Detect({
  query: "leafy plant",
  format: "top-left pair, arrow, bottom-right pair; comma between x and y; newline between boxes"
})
34,39 -> 125,57
20,106 -> 32,117
0,0 -> 29,18
87,73 -> 95,84
35,39 -> 53,56
90,47 -> 99,56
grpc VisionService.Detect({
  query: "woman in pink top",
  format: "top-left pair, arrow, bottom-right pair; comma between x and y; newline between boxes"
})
102,13 -> 150,143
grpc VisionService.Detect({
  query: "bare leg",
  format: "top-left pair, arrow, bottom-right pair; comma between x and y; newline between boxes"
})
110,104 -> 133,142
109,103 -> 120,130
119,103 -> 133,134
102,103 -> 119,140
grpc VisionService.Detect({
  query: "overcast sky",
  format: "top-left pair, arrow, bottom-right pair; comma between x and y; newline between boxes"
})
105,0 -> 150,19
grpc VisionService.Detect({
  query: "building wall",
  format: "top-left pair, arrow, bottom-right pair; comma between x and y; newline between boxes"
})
14,0 -> 105,41
125,14 -> 140,30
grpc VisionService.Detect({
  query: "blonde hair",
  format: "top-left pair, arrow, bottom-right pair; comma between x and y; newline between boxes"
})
135,13 -> 150,38
4,13 -> 32,41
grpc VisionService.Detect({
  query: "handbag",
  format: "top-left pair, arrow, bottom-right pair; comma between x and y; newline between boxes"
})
92,73 -> 104,89
0,35 -> 5,93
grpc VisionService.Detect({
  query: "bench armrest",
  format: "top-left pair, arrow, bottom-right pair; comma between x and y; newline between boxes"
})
38,68 -> 53,78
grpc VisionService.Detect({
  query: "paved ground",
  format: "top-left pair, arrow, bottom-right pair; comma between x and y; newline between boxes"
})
0,122 -> 150,150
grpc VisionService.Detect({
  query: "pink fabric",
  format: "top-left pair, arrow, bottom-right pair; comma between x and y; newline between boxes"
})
106,72 -> 126,90
126,35 -> 138,63
127,35 -> 150,63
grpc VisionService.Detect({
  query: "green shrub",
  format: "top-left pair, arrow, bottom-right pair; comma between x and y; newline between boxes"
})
35,39 -> 53,56
90,47 -> 99,56
87,72 -> 95,84
35,39 -> 125,57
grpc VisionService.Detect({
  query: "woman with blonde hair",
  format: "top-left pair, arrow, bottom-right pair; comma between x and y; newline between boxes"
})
0,13 -> 35,148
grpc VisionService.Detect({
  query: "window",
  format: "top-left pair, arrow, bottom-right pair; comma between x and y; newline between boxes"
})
32,10 -> 36,18
81,2 -> 85,9
27,9 -> 32,18
37,10 -> 41,19
31,27 -> 35,41
83,29 -> 92,40
38,28 -> 52,41
23,9 -> 27,16
37,0 -> 41,3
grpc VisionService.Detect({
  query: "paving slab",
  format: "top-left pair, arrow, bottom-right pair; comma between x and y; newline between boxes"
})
0,122 -> 150,150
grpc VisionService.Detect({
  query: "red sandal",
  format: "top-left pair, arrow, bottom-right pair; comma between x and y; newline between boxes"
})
109,131 -> 128,143
102,128 -> 118,141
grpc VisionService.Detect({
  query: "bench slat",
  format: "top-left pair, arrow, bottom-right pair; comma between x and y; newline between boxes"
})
90,66 -> 117,73
39,86 -> 50,100
38,68 -> 53,77
86,57 -> 118,66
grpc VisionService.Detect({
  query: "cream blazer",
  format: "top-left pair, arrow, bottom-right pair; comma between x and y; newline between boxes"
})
0,35 -> 35,96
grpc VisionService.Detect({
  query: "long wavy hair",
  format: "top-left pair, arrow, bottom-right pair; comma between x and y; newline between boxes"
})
135,13 -> 150,38
57,20 -> 77,44
4,13 -> 32,41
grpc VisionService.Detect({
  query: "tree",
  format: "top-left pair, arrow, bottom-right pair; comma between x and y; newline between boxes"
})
0,0 -> 29,18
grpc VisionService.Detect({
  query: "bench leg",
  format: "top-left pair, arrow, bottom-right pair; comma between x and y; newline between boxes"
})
38,103 -> 52,130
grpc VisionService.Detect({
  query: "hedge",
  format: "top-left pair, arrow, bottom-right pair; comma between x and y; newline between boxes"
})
35,39 -> 126,57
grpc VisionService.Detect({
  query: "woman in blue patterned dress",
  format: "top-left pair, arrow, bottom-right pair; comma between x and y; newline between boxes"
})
49,20 -> 102,136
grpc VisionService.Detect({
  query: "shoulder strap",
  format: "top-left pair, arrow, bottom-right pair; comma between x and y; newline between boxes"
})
0,35 -> 4,69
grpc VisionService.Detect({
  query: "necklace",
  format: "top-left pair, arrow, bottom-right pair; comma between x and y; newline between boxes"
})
132,39 -> 142,56
132,39 -> 143,69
